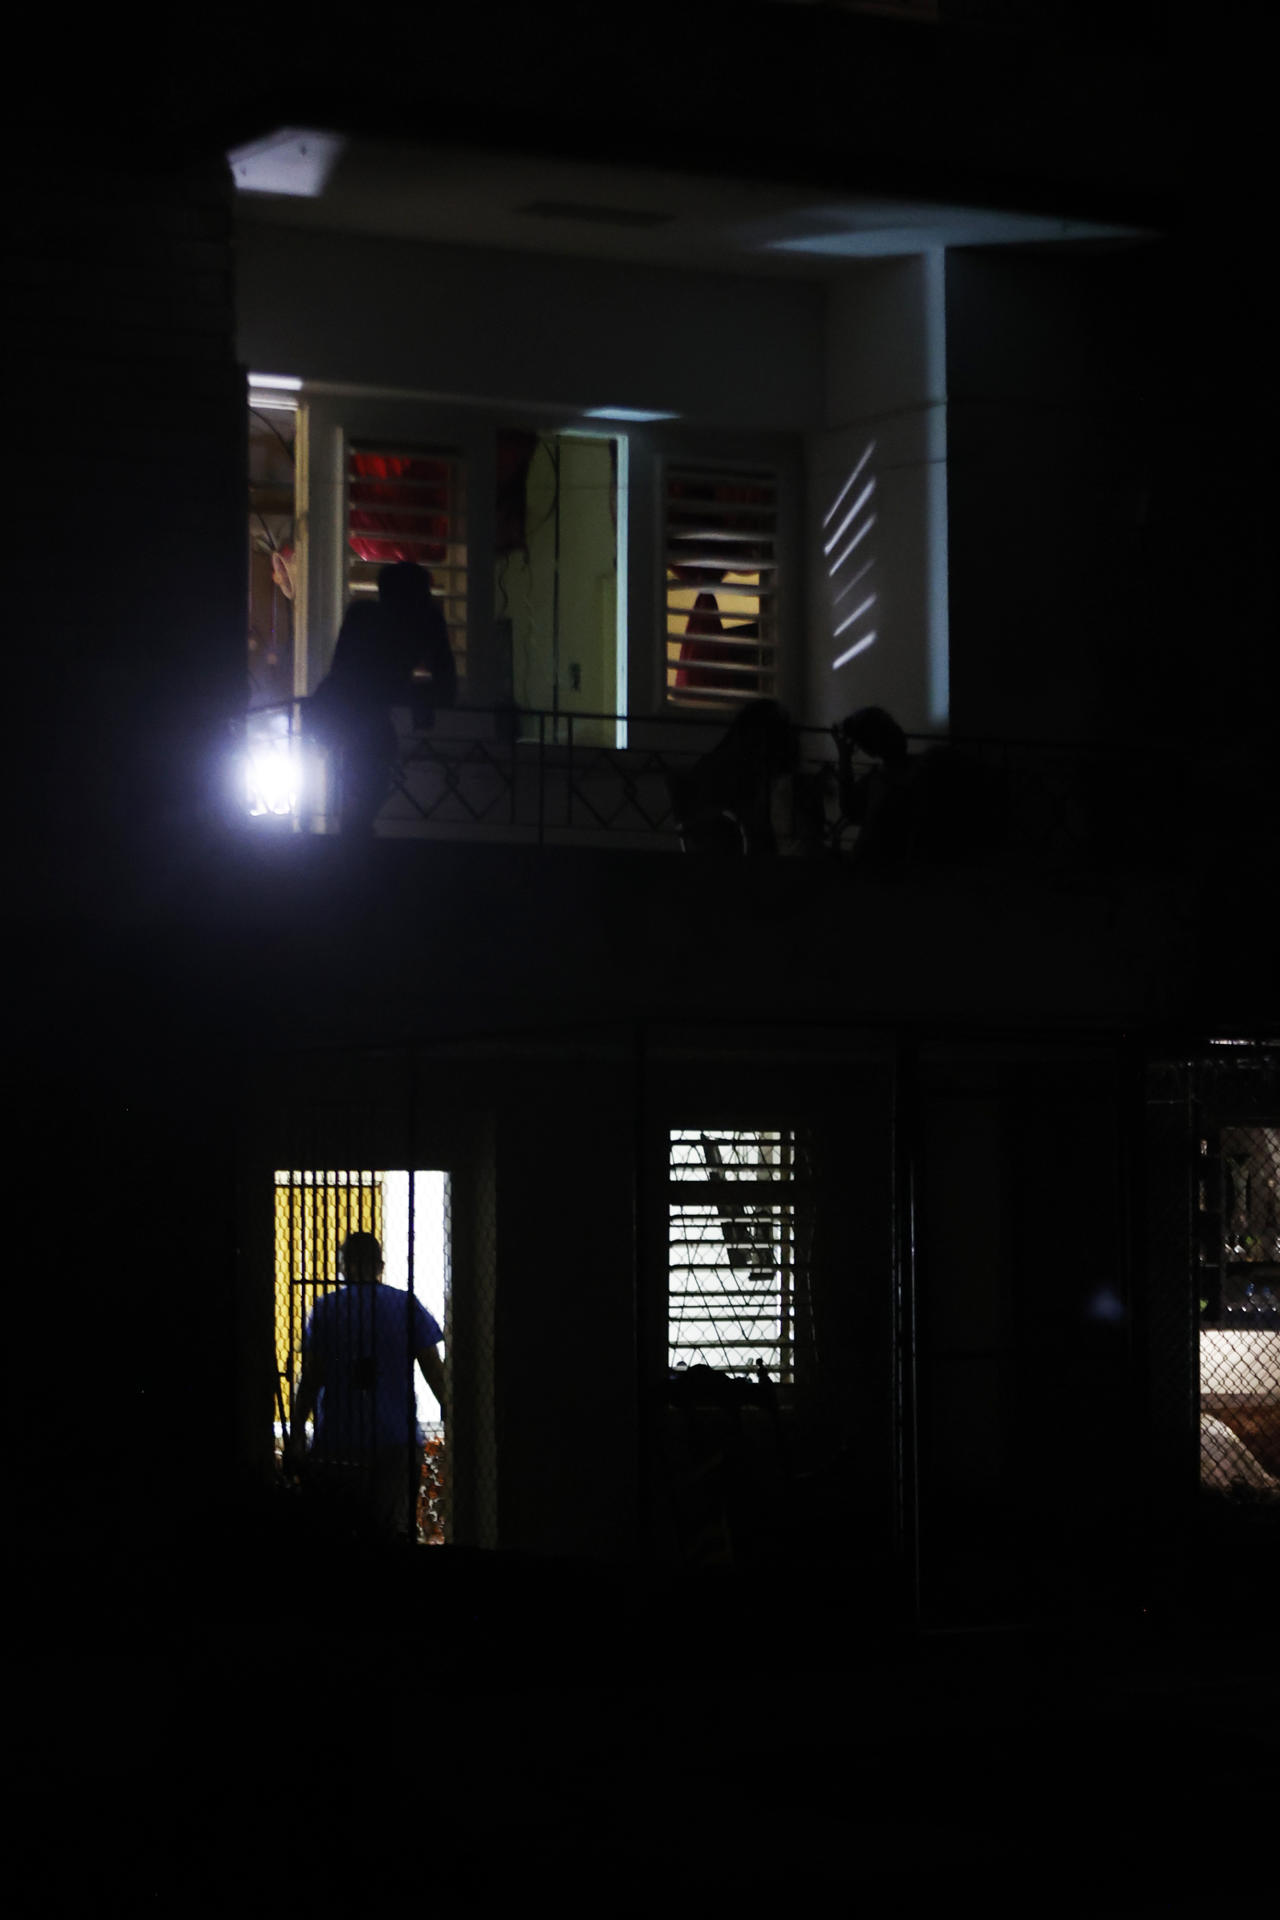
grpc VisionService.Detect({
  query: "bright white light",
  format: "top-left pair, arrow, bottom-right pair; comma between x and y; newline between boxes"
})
244,709 -> 309,818
823,443 -> 876,528
583,406 -> 679,423
822,479 -> 876,556
248,373 -> 303,390
246,738 -> 302,816
228,128 -> 345,198
832,631 -> 877,670
833,595 -> 876,638
827,514 -> 876,576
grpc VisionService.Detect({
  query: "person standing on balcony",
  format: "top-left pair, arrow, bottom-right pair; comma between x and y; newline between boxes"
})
308,563 -> 456,833
308,600 -> 400,835
284,1231 -> 445,1541
378,560 -> 457,726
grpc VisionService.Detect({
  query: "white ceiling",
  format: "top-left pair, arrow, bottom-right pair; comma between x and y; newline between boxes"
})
229,130 -> 1144,276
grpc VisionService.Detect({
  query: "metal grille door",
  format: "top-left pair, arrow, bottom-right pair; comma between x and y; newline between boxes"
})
668,1128 -> 796,1382
1200,1123 -> 1280,1496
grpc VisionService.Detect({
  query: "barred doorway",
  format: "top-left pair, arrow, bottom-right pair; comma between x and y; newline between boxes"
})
273,1168 -> 451,1543
1198,1120 -> 1280,1496
1145,1046 -> 1280,1625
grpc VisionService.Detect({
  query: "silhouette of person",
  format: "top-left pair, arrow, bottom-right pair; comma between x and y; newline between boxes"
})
284,1231 -> 445,1541
378,560 -> 457,726
834,706 -> 919,873
836,706 -> 1005,874
669,699 -> 797,854
308,563 -> 456,833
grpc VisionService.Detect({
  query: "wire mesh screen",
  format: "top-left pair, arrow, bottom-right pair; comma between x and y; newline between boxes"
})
668,1128 -> 796,1382
1199,1122 -> 1280,1499
272,1170 -> 383,1449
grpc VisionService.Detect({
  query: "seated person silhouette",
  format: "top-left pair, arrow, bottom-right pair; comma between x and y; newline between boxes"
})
668,699 -> 797,854
308,563 -> 456,834
836,706 -> 1001,874
284,1231 -> 445,1541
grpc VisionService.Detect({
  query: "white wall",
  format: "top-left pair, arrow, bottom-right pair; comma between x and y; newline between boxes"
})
236,221 -> 826,433
805,254 -> 948,737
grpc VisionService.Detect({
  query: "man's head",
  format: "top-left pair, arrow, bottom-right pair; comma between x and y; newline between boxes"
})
842,706 -> 908,763
338,1231 -> 384,1285
378,561 -> 435,616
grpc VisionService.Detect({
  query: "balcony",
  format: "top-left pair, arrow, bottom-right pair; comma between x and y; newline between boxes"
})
236,701 -> 1207,874
240,704 -> 838,854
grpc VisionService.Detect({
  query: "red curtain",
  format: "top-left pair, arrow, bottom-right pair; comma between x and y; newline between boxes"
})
348,452 -> 451,565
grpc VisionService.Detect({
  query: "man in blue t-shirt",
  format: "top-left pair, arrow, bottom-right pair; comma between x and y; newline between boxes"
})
285,1231 -> 444,1539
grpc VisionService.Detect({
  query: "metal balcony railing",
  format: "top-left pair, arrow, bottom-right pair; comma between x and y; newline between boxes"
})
235,700 -> 1215,872
239,702 -> 846,852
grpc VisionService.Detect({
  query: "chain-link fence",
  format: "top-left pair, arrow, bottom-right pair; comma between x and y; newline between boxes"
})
1198,1114 -> 1280,1501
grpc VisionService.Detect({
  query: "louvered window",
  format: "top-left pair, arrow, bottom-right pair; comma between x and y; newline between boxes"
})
665,465 -> 778,709
346,444 -> 468,682
668,1129 -> 796,1383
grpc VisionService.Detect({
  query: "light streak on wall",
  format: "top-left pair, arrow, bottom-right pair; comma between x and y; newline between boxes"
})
831,631 -> 877,670
826,439 -> 880,674
822,479 -> 876,555
822,440 -> 875,526
827,512 -> 876,578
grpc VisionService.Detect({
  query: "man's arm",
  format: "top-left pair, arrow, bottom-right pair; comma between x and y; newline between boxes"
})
283,1356 -> 320,1471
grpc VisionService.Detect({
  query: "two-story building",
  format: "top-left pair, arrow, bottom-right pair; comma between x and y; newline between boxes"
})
10,2 -> 1276,1635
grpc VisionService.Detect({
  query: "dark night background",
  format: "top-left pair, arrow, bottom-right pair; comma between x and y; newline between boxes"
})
6,4 -> 1277,1906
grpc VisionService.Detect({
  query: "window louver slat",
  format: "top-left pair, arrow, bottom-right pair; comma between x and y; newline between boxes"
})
665,465 -> 778,709
668,1128 -> 796,1384
347,442 -> 468,682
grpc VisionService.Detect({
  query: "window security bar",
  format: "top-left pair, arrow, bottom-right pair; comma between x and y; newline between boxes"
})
668,1129 -> 798,1385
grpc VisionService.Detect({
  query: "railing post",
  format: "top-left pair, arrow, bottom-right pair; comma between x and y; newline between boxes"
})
537,709 -> 546,848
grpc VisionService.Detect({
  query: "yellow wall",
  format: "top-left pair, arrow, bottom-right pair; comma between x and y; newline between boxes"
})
273,1175 -> 383,1424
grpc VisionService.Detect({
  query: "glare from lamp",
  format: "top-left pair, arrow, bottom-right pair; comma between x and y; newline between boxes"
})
246,737 -> 303,817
